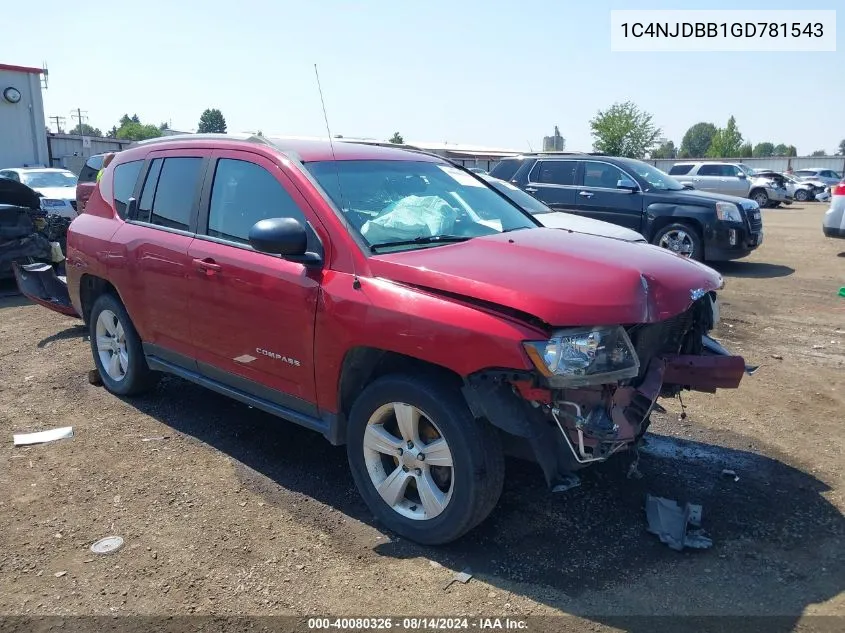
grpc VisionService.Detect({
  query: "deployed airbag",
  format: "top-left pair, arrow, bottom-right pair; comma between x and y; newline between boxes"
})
361,195 -> 457,244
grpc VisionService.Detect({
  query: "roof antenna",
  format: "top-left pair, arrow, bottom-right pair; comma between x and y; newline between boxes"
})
314,63 -> 360,290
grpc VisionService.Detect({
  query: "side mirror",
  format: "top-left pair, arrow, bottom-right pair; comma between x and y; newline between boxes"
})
248,217 -> 322,265
682,183 -> 695,190
737,171 -> 747,179
617,178 -> 638,192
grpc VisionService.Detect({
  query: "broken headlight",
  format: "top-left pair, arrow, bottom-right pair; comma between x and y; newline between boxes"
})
715,202 -> 742,222
523,326 -> 640,387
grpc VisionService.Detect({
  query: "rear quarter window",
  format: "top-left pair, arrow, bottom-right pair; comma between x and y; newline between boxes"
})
78,155 -> 105,183
112,160 -> 143,219
668,164 -> 693,175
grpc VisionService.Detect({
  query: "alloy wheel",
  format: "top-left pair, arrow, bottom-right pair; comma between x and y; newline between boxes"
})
95,309 -> 128,382
362,402 -> 454,521
658,229 -> 695,258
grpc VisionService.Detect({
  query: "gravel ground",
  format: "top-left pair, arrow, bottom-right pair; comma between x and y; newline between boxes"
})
1,203 -> 843,632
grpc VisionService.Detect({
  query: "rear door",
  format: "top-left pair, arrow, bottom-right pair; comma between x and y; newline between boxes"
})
573,160 -> 643,231
691,164 -> 727,194
187,150 -> 323,411
109,150 -> 209,365
523,159 -> 578,211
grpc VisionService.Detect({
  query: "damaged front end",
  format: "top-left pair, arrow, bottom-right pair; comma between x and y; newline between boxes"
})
463,292 -> 753,490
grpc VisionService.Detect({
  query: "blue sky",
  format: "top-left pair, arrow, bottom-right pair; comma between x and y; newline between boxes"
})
3,0 -> 842,153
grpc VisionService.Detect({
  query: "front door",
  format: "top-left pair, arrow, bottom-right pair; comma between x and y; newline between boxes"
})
573,160 -> 643,231
188,150 -> 323,412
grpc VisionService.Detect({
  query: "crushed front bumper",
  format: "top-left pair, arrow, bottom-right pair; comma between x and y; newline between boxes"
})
463,335 -> 751,489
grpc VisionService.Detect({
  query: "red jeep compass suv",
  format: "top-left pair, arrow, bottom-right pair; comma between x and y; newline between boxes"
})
16,134 -> 751,544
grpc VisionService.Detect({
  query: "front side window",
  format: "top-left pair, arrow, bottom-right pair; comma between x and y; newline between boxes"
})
306,160 -> 536,252
620,159 -> 684,191
207,159 -> 308,245
533,160 -> 577,186
582,162 -> 627,188
136,157 -> 202,230
112,160 -> 143,218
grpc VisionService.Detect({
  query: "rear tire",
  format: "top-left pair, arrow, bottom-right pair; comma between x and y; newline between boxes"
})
652,222 -> 703,261
89,293 -> 159,396
751,189 -> 769,207
347,373 -> 504,545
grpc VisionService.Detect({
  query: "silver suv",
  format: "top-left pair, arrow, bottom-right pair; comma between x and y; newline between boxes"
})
668,162 -> 789,208
793,168 -> 842,187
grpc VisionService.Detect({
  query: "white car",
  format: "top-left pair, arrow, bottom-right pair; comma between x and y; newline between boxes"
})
481,175 -> 646,242
0,167 -> 78,218
823,183 -> 845,239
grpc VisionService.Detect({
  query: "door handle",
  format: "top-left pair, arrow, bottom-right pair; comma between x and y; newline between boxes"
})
193,258 -> 222,274
524,186 -> 539,193
578,191 -> 594,198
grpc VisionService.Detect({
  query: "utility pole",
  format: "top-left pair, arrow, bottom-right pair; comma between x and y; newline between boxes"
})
70,108 -> 88,135
49,115 -> 66,134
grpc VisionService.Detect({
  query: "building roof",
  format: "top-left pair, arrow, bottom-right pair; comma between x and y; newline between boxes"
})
0,63 -> 45,75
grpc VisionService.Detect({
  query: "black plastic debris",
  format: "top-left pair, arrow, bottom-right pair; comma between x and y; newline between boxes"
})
645,494 -> 713,551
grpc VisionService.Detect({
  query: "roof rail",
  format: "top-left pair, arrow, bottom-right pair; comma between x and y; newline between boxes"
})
132,133 -> 272,147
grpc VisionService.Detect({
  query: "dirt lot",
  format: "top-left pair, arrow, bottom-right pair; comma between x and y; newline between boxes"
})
1,203 -> 844,631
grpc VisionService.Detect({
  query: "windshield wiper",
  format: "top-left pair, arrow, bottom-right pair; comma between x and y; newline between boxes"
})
369,235 -> 471,252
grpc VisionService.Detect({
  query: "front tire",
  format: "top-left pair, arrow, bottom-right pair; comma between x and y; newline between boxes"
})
794,189 -> 809,202
653,222 -> 703,261
89,293 -> 158,396
347,374 -> 504,545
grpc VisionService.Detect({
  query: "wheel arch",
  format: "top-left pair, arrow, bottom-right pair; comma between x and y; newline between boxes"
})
335,347 -> 464,446
78,274 -> 121,325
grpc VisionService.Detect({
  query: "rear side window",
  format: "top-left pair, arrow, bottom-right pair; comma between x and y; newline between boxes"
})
697,164 -> 722,176
78,155 -> 105,183
532,160 -> 577,185
489,159 -> 522,181
668,164 -> 693,175
136,157 -> 203,230
207,159 -> 308,245
112,160 -> 143,218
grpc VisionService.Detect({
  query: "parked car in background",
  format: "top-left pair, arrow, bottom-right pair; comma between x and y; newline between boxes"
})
75,154 -> 106,214
823,182 -> 845,239
668,162 -> 790,208
481,175 -> 646,242
0,168 -> 78,218
14,134 -> 751,545
794,168 -> 842,187
490,153 -> 763,261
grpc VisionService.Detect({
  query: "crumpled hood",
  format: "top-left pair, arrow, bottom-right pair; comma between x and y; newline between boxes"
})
0,178 -> 41,210
33,186 -> 75,201
368,228 -> 723,327
537,211 -> 646,242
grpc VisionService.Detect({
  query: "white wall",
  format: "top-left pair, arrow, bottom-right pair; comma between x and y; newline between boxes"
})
651,156 -> 845,173
0,68 -> 49,168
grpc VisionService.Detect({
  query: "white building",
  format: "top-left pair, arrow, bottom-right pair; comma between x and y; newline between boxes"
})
0,63 -> 49,168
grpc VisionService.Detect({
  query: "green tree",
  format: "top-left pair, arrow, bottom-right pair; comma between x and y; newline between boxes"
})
70,123 -> 103,137
106,125 -> 119,138
679,122 -> 717,158
752,142 -> 775,157
785,145 -> 797,157
706,116 -> 743,158
116,121 -> 162,141
810,149 -> 827,157
773,143 -> 788,156
650,140 -> 677,159
159,121 -> 170,131
739,142 -> 753,158
389,132 -> 404,144
589,101 -> 661,159
197,108 -> 227,133
839,139 -> 845,156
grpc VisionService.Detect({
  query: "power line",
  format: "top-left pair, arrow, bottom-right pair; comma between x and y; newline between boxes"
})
49,115 -> 66,134
70,108 -> 88,133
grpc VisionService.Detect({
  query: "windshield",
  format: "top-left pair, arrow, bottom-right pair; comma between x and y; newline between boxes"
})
485,179 -> 552,214
738,164 -> 756,176
305,160 -> 538,251
619,159 -> 684,191
21,171 -> 77,188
